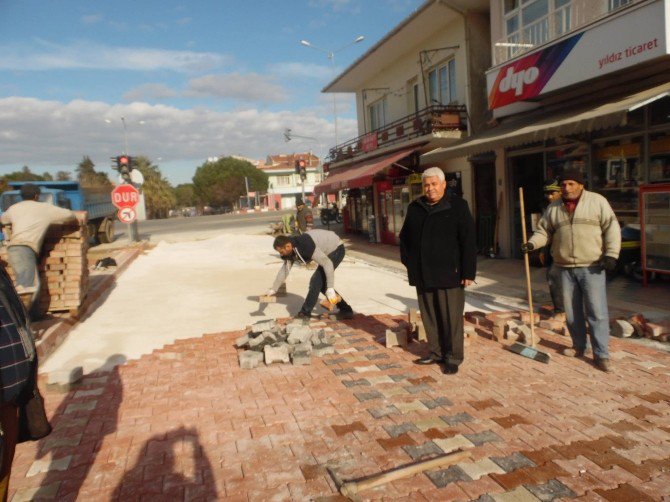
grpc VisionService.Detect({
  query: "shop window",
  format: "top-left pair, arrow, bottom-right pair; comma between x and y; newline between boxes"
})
593,137 -> 642,224
650,132 -> 670,183
428,59 -> 457,105
650,96 -> 670,126
546,143 -> 588,181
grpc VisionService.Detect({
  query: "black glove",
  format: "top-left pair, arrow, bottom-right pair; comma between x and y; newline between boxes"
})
602,256 -> 618,273
520,242 -> 534,253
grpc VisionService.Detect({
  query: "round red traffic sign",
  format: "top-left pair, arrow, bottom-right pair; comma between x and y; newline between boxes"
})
111,184 -> 140,209
118,207 -> 137,223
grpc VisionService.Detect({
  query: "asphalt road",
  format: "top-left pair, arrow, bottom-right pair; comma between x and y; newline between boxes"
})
111,209 -> 295,244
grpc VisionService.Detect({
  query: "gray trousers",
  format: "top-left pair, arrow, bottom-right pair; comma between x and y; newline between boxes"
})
416,286 -> 465,366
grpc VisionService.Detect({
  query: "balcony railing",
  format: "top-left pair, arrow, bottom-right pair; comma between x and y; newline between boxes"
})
494,0 -> 645,65
327,104 -> 467,164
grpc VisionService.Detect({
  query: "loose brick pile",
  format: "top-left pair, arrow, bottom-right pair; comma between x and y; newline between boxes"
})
235,318 -> 337,368
0,219 -> 89,316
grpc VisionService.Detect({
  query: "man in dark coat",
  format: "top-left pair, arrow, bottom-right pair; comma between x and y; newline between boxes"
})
399,167 -> 477,375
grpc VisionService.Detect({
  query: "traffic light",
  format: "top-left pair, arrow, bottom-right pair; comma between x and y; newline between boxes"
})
294,159 -> 300,174
299,159 -> 307,180
112,155 -> 133,181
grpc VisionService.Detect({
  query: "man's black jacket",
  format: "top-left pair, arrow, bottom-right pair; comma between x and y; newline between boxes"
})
399,194 -> 477,289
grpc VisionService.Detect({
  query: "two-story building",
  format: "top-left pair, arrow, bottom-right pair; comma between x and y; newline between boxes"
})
313,0 -> 491,244
259,152 -> 323,209
425,0 -> 670,258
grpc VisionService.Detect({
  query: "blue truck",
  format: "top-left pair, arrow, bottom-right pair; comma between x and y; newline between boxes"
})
0,181 -> 117,244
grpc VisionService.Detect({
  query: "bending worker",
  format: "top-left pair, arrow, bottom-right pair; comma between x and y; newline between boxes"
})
0,183 -> 76,316
266,229 -> 354,320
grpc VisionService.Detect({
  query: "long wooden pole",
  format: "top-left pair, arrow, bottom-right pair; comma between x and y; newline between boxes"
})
333,449 -> 470,498
519,187 -> 536,347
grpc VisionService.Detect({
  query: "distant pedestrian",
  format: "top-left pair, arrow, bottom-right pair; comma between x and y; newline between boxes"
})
295,197 -> 313,233
266,229 -> 354,320
541,178 -> 564,317
0,184 -> 76,316
522,169 -> 621,372
399,167 -> 477,375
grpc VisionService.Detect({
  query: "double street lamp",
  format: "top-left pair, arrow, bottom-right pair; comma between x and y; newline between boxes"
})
300,35 -> 365,147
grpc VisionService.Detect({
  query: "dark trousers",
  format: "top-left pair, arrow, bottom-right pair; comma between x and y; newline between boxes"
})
301,245 -> 352,315
544,249 -> 564,313
0,402 -> 19,502
416,286 -> 465,366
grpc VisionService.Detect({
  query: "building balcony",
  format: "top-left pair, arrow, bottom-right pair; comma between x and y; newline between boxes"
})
327,104 -> 467,164
493,0 -> 645,66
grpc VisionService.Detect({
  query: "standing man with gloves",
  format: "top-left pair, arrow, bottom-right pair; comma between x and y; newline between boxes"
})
522,169 -> 621,372
399,167 -> 477,375
266,229 -> 354,320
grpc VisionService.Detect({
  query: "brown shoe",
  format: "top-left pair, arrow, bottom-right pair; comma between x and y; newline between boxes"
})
561,348 -> 584,357
595,357 -> 612,373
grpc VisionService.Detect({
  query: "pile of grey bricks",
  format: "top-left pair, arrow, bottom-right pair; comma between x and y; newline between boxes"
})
235,319 -> 337,369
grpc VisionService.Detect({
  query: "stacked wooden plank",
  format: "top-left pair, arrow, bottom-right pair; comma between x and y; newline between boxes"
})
1,213 -> 89,316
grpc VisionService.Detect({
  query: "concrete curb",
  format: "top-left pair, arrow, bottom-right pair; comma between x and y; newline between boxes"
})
35,245 -> 145,363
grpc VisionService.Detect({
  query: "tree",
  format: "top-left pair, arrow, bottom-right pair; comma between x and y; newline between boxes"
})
174,183 -> 196,208
132,157 -> 176,219
192,157 -> 268,209
56,171 -> 72,181
4,166 -> 44,182
42,172 -> 54,181
76,156 -> 111,188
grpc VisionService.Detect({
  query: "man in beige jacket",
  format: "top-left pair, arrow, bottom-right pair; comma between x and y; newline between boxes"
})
1,184 -> 76,315
522,169 -> 621,372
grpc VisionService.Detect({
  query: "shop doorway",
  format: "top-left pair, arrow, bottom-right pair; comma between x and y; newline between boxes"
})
473,161 -> 497,255
376,181 -> 396,245
509,153 -> 545,257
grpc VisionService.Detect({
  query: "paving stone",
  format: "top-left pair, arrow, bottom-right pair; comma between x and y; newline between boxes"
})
64,401 -> 97,413
468,399 -> 503,411
365,353 -> 390,360
312,343 -> 335,357
323,357 -> 348,365
287,327 -> 313,345
46,366 -> 83,389
347,337 -> 367,343
250,319 -> 276,334
73,387 -> 104,398
402,441 -> 443,461
291,351 -> 311,366
440,412 -> 475,426
354,365 -> 379,373
421,396 -> 454,409
464,430 -> 503,446
414,417 -> 448,431
264,343 -> 290,364
395,400 -> 430,414
459,458 -> 507,480
594,483 -> 654,502
426,465 -> 472,487
355,345 -> 378,352
377,433 -> 416,450
491,413 -> 531,429
332,421 -> 367,437
341,379 -> 371,388
366,375 -> 394,385
235,334 -> 250,348
353,390 -> 383,402
404,383 -> 433,394
525,479 -> 577,501
239,350 -> 264,369
376,363 -> 401,370
389,373 -> 411,382
492,485 -> 541,502
611,319 -> 634,338
27,455 -> 72,477
380,386 -> 409,397
368,405 -> 400,419
385,328 -> 408,348
491,452 -> 536,472
384,422 -> 420,437
472,496 -> 496,502
332,368 -> 356,375
619,405 -> 660,419
12,484 -> 61,502
433,435 -> 476,453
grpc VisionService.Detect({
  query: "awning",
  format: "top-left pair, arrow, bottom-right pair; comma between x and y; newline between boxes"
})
422,82 -> 670,162
314,147 -> 417,195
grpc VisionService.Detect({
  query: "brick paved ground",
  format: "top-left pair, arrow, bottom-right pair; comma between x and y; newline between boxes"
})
10,313 -> 670,501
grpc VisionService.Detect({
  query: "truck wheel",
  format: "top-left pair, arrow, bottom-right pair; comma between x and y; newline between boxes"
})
98,218 -> 115,244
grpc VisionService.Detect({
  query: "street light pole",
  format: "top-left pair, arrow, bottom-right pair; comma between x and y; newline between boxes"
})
300,35 -> 364,147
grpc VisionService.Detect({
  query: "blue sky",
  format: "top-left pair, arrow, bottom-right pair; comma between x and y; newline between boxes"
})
0,0 -> 421,185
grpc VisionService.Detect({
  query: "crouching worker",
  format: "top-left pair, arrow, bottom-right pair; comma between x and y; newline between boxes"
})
266,229 -> 354,320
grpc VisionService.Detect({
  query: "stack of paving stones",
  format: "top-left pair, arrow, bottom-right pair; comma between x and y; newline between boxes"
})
0,218 -> 88,316
10,312 -> 670,500
235,318 -> 337,368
